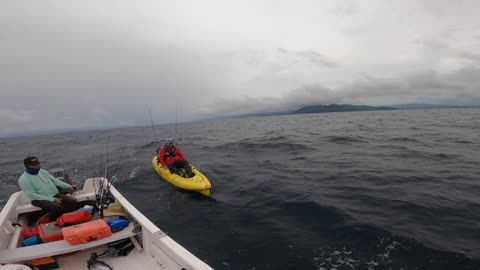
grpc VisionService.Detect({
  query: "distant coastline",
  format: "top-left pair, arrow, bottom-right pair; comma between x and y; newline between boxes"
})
294,104 -> 395,114
226,103 -> 480,119
2,103 -> 479,139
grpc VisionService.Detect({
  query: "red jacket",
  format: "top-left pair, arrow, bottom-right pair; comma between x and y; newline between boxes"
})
158,146 -> 187,167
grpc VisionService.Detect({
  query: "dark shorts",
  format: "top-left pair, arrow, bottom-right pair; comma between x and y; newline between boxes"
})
169,160 -> 193,175
31,193 -> 80,221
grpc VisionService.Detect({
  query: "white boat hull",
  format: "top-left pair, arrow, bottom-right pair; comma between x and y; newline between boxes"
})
0,178 -> 213,270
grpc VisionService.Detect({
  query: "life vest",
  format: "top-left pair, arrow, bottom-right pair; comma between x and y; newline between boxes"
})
164,145 -> 177,159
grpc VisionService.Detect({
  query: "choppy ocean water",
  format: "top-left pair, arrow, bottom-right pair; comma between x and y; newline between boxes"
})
1,108 -> 480,269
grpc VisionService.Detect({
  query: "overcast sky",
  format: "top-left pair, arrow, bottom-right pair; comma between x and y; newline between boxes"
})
1,0 -> 480,136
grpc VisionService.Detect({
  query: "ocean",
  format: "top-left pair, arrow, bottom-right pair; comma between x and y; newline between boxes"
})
1,108 -> 480,269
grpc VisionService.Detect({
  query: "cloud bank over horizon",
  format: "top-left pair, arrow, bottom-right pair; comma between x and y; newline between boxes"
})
1,0 -> 480,136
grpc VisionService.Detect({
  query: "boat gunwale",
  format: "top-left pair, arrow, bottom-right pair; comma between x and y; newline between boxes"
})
0,178 -> 213,270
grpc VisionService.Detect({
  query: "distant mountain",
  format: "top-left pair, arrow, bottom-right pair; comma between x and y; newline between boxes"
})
229,110 -> 294,118
207,103 -> 479,123
294,104 -> 396,114
390,103 -> 479,109
203,110 -> 294,121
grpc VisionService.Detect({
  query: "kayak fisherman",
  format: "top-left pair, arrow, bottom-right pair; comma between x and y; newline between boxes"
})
18,156 -> 79,220
158,139 -> 195,177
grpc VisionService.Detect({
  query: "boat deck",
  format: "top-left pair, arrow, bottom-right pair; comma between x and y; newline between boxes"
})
0,222 -> 138,264
0,178 -> 214,270
58,245 -> 161,270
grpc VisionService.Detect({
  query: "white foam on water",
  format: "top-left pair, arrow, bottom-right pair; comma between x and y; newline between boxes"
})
313,236 -> 404,270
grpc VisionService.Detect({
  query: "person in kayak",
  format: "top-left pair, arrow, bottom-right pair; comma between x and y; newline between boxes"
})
18,156 -> 78,220
158,139 -> 195,177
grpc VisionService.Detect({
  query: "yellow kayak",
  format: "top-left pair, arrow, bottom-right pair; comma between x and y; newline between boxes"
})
152,156 -> 212,196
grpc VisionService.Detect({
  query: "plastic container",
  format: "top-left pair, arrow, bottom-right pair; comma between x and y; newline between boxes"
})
62,219 -> 112,245
21,226 -> 39,239
31,256 -> 59,270
106,216 -> 129,233
23,235 -> 42,246
75,206 -> 94,214
37,214 -> 50,225
38,222 -> 63,242
56,210 -> 92,226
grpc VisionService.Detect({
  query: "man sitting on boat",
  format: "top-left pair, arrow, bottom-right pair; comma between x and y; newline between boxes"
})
158,139 -> 195,178
18,156 -> 79,220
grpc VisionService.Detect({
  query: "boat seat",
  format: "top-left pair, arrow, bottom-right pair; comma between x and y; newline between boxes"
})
12,191 -> 97,217
0,223 -> 139,264
14,204 -> 42,216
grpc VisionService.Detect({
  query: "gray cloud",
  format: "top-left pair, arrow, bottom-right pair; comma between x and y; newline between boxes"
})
333,0 -> 360,17
1,1 -> 480,136
460,52 -> 480,63
277,48 -> 339,68
206,64 -> 480,116
343,68 -> 480,105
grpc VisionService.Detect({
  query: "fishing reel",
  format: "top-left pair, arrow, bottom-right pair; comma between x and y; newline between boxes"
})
95,191 -> 115,210
50,168 -> 70,182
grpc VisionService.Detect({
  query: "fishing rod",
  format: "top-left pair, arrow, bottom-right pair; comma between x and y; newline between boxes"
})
99,137 -> 111,218
88,154 -> 97,178
89,153 -> 103,214
148,109 -> 161,152
89,152 -> 108,217
104,137 -> 109,180
110,145 -> 126,184
87,157 -> 98,200
90,139 -> 108,218
99,152 -> 103,183
175,104 -> 178,142
86,137 -> 126,219
92,153 -> 104,194
98,152 -> 104,191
